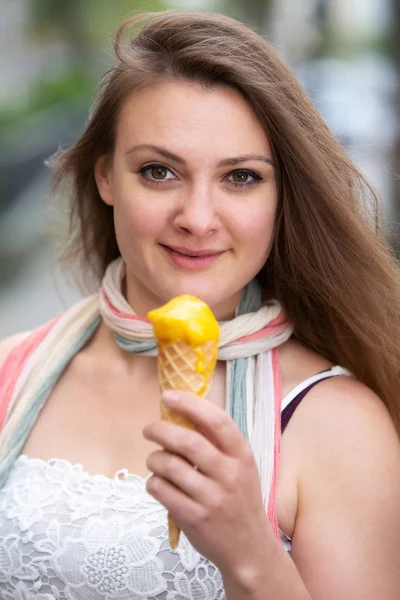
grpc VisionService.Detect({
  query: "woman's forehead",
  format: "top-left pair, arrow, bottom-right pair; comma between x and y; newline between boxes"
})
115,80 -> 272,157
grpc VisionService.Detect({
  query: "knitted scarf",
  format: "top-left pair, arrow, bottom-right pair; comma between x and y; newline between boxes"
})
0,258 -> 293,537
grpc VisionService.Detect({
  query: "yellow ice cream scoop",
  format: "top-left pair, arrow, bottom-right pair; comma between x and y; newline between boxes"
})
148,295 -> 220,549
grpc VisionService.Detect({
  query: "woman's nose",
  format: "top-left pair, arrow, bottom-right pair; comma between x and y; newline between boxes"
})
173,183 -> 221,237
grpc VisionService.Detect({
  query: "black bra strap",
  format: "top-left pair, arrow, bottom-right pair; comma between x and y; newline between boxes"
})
281,371 -> 343,433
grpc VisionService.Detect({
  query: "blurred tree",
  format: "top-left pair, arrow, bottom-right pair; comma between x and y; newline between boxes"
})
22,0 -> 169,116
29,0 -> 167,68
29,1 -> 89,67
220,0 -> 273,36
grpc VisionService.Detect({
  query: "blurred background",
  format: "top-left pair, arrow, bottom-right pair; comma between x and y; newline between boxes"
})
0,0 -> 399,337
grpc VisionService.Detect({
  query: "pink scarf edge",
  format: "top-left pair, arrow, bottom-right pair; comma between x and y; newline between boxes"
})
267,347 -> 282,539
0,315 -> 62,429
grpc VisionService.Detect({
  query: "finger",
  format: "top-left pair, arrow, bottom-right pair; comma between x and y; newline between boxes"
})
146,450 -> 215,503
162,390 -> 246,457
143,420 -> 232,481
146,474 -> 206,530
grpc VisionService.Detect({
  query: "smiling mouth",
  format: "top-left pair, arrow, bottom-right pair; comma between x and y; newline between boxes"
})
163,245 -> 225,257
161,245 -> 225,269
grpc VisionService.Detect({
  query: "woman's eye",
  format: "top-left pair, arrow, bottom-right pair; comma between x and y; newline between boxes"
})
137,165 -> 263,188
137,164 -> 176,183
226,169 -> 262,187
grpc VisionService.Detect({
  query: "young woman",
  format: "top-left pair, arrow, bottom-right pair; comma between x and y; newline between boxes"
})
0,11 -> 399,600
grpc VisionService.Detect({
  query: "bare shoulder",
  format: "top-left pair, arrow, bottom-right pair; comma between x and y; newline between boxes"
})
0,331 -> 31,367
286,374 -> 399,471
293,374 -> 396,443
288,375 -> 400,597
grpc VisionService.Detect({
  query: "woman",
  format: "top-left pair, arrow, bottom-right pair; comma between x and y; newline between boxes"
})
0,10 -> 400,600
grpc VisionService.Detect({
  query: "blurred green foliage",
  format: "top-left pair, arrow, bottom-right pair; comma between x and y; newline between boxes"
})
29,0 -> 168,42
220,0 -> 272,34
1,0 -> 167,142
0,71 -> 95,141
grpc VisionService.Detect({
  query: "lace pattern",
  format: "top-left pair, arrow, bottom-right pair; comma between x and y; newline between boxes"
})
0,455 -> 228,600
0,455 -> 291,599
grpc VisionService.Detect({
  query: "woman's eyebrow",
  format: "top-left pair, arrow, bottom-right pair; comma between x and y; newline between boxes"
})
125,144 -> 274,167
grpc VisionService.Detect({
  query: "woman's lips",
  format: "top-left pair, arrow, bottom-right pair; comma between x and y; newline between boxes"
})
161,245 -> 225,270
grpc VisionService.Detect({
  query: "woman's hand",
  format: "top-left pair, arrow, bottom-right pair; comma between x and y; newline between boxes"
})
142,390 -> 272,575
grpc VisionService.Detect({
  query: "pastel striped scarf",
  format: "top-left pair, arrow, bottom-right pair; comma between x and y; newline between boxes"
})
0,257 -> 293,537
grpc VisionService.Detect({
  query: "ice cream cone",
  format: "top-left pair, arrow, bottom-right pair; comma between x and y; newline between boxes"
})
148,296 -> 220,549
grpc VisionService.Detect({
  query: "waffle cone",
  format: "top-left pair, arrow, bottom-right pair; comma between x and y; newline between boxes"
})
157,339 -> 218,549
148,295 -> 220,550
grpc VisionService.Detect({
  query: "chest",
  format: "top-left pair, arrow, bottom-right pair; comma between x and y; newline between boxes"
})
21,357 -> 227,479
20,351 -> 297,539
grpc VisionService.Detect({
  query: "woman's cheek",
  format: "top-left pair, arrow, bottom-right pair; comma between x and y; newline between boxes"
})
237,203 -> 275,243
115,196 -> 167,239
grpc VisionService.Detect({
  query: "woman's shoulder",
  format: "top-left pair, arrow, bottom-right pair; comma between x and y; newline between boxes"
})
0,331 -> 31,367
286,359 -> 400,595
280,340 -> 400,517
279,337 -> 394,437
282,343 -> 399,500
279,337 -> 400,498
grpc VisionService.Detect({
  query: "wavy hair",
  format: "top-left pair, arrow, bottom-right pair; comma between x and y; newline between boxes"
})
49,11 -> 400,430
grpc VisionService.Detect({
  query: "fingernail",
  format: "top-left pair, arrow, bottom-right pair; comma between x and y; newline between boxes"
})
162,390 -> 180,405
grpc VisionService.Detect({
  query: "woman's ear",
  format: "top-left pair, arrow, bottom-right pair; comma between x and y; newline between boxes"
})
94,155 -> 114,206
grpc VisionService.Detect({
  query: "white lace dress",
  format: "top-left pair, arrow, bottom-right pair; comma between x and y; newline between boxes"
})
0,454 -> 291,600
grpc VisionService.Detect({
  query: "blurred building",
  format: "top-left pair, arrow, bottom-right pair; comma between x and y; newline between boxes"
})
271,0 -> 397,223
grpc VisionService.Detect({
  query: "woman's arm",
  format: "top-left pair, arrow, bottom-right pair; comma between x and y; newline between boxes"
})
220,533 -> 312,599
286,376 -> 400,599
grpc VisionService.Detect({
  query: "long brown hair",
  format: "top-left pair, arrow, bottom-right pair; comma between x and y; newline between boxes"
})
49,11 -> 400,430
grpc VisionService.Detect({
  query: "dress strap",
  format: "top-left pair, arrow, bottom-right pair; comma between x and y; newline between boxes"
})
281,366 -> 352,434
281,366 -> 351,412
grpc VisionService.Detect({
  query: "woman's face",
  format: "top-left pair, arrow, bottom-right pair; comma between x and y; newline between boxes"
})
95,80 -> 277,320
